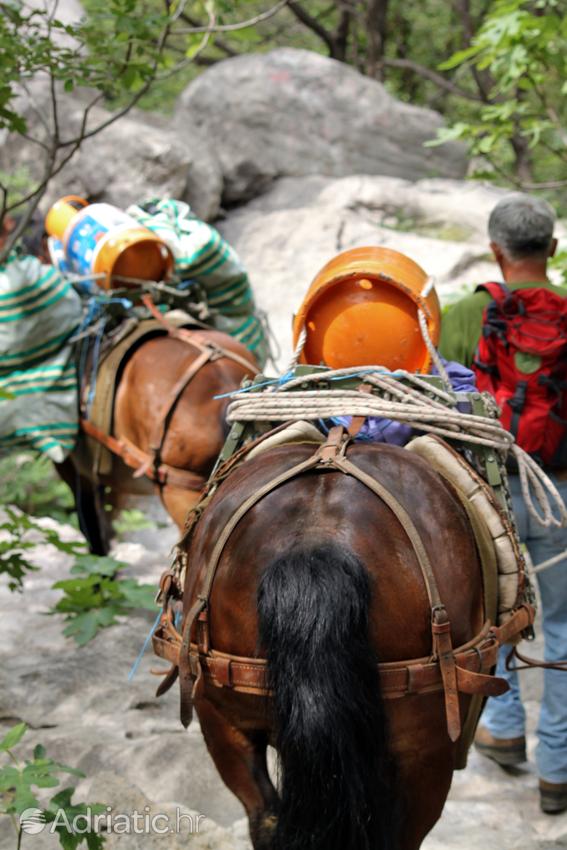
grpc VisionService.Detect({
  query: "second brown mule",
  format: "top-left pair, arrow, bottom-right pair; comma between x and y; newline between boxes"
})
59,326 -> 257,554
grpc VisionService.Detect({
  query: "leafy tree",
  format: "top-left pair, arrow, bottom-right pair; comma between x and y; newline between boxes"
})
0,507 -> 84,592
0,0 -> 289,261
433,0 -> 567,192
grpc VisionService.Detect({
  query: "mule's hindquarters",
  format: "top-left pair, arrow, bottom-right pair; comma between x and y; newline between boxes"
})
257,542 -> 397,850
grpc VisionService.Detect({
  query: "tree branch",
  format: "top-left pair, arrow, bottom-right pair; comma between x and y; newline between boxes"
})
285,0 -> 336,55
175,1 -> 290,35
179,12 -> 238,56
450,0 -> 492,101
381,57 -> 488,102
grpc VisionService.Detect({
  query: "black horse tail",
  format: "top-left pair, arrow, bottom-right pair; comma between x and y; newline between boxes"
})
257,542 -> 397,850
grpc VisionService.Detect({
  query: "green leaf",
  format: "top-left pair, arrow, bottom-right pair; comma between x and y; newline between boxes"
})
0,722 -> 26,751
71,555 -> 124,577
13,784 -> 41,815
119,580 -> 158,610
0,765 -> 20,791
62,611 -> 104,646
438,44 -> 481,70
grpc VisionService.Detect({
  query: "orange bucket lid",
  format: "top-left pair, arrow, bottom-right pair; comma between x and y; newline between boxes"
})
292,246 -> 440,372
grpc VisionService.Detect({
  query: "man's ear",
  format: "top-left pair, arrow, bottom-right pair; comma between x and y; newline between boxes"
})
490,241 -> 504,264
549,237 -> 558,258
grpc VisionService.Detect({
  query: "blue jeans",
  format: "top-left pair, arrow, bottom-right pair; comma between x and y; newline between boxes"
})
482,473 -> 567,783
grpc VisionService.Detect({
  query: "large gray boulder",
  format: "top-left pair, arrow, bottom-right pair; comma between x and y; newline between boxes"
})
40,105 -> 223,221
176,49 -> 468,204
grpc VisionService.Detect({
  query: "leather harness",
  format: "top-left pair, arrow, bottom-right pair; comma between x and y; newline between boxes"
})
152,427 -> 535,741
80,297 -> 257,490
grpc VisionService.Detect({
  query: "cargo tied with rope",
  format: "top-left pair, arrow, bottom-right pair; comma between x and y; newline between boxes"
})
151,360 -> 567,747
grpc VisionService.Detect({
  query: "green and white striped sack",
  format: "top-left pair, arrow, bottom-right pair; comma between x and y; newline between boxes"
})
0,253 -> 82,462
128,199 -> 268,367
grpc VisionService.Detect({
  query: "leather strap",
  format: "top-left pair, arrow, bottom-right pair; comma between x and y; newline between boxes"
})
331,453 -> 461,739
138,295 -> 256,484
80,418 -> 206,491
505,643 -> 567,672
81,299 -> 256,492
177,446 -> 329,727
146,347 -> 215,477
156,430 -> 536,738
332,455 -> 443,610
153,613 -> 530,701
141,294 -> 257,374
348,383 -> 373,437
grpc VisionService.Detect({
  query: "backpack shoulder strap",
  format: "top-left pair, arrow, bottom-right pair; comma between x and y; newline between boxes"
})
475,281 -> 510,304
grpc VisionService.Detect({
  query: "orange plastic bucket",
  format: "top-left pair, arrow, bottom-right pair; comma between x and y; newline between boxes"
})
45,197 -> 173,290
292,247 -> 441,372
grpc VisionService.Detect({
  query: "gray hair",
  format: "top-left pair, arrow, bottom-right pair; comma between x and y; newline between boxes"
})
488,192 -> 556,260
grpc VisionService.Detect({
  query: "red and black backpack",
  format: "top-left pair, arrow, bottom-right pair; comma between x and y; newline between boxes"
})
473,282 -> 567,468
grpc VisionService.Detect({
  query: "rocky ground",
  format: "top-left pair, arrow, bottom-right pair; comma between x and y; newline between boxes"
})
2,175 -> 567,849
0,506 -> 566,850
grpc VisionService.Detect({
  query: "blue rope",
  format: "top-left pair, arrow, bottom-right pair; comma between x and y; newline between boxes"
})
213,370 -> 295,400
72,295 -> 134,416
213,367 -> 411,404
128,610 -> 162,682
86,318 -> 107,416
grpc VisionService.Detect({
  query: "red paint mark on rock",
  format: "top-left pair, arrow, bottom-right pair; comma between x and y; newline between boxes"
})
269,70 -> 292,84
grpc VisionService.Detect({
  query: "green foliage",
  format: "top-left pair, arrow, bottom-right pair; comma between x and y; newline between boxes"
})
111,508 -> 154,537
0,507 -> 84,592
51,555 -> 157,645
434,0 -> 567,194
0,723 -> 104,849
0,167 -> 33,212
0,0 -> 265,247
0,454 -> 76,525
550,250 -> 567,287
0,0 -> 169,136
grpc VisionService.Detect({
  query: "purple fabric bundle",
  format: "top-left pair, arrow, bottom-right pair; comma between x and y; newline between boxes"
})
334,359 -> 476,445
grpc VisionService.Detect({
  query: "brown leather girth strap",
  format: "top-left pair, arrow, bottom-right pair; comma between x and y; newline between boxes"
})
153,602 -> 534,699
138,295 -> 257,483
80,418 -> 206,491
177,438 -> 338,727
331,454 -> 461,741
143,346 -> 215,480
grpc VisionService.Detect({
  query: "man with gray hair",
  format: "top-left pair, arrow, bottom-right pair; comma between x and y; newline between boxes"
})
440,192 -> 567,814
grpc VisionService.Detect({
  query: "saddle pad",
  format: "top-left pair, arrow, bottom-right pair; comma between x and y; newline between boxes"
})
245,420 -> 324,461
82,312 -> 200,477
406,435 -> 523,625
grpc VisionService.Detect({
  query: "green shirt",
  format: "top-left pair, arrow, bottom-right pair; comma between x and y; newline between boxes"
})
439,280 -> 567,368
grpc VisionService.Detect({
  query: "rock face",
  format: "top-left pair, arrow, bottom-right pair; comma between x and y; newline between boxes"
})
41,105 -> 223,221
0,89 -> 223,221
3,48 -> 469,220
176,49 -> 468,204
219,174 -> 511,369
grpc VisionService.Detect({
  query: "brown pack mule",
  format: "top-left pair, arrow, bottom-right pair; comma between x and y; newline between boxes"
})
159,431 -> 531,850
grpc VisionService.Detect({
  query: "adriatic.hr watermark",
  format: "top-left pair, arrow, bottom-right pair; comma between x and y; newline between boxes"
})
20,806 -> 207,836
